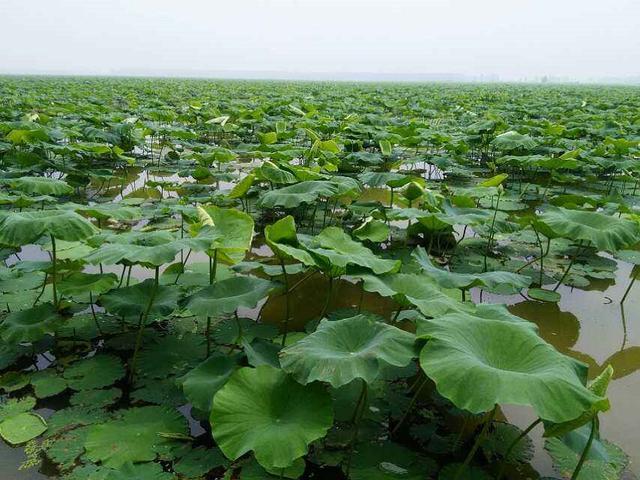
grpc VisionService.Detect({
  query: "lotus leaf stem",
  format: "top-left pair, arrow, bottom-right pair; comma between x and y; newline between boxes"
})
454,405 -> 497,480
571,416 -> 598,480
496,418 -> 542,480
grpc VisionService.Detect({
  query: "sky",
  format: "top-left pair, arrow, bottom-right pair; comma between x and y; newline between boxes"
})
1,0 -> 638,82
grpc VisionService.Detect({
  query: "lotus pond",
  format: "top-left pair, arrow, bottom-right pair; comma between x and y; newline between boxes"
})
0,77 -> 639,480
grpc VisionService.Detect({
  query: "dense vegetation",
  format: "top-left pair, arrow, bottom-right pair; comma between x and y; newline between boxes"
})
0,77 -> 639,480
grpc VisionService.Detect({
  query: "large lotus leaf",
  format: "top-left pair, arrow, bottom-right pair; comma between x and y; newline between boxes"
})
544,424 -> 628,480
10,176 -> 73,196
280,315 -> 416,388
63,355 -> 125,390
417,313 -> 608,423
184,276 -> 275,317
0,303 -> 62,343
99,280 -> 179,318
357,273 -> 471,318
537,207 -> 639,251
178,353 -> 239,411
259,181 -> 338,209
58,272 -> 119,299
84,406 -> 189,467
0,412 -> 47,444
491,131 -> 537,151
412,247 -> 531,291
194,205 -> 254,264
305,227 -> 400,275
264,216 -> 316,266
211,365 -> 333,469
0,210 -> 98,246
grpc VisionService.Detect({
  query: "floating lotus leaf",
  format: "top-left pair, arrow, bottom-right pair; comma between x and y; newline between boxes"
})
417,313 -> 608,422
305,227 -> 400,275
178,353 -> 239,411
184,276 -> 275,317
280,314 -> 416,388
63,355 -> 125,391
211,365 -> 333,469
137,333 -> 206,378
0,303 -> 62,343
544,424 -> 628,480
84,406 -> 189,467
0,370 -> 29,392
173,446 -> 228,478
0,210 -> 98,246
70,388 -> 122,408
537,207 -> 639,252
350,441 -> 437,480
30,369 -> 67,398
0,412 -> 47,444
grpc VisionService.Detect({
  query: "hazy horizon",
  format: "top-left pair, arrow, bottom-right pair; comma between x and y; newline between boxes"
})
1,0 -> 639,83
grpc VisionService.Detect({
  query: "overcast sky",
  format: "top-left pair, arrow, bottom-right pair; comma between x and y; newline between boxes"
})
1,0 -> 638,81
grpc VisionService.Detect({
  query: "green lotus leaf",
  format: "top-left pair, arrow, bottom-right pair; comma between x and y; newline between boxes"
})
0,370 -> 30,392
228,173 -> 256,199
417,313 -> 608,422
412,247 -> 530,291
84,406 -> 189,467
491,131 -> 537,151
211,365 -> 333,469
537,207 -> 639,252
259,181 -> 338,209
173,446 -> 228,478
0,210 -> 98,247
193,205 -> 254,264
0,303 -> 62,343
356,273 -> 471,318
528,288 -> 561,303
0,412 -> 47,445
63,355 -> 125,391
350,441 -> 437,480
544,365 -> 613,438
544,424 -> 628,480
131,377 -> 185,407
178,353 -> 239,412
44,405 -> 109,438
0,396 -> 36,421
305,227 -> 400,275
75,204 -> 142,222
184,276 -> 275,317
10,176 -> 73,196
58,272 -> 119,299
30,369 -> 67,398
103,462 -> 177,480
70,388 -> 122,408
264,216 -> 317,266
280,314 -> 416,388
481,422 -> 534,464
85,241 -> 182,267
438,463 -> 491,480
137,333 -> 206,379
99,280 -> 179,318
353,217 -> 390,243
